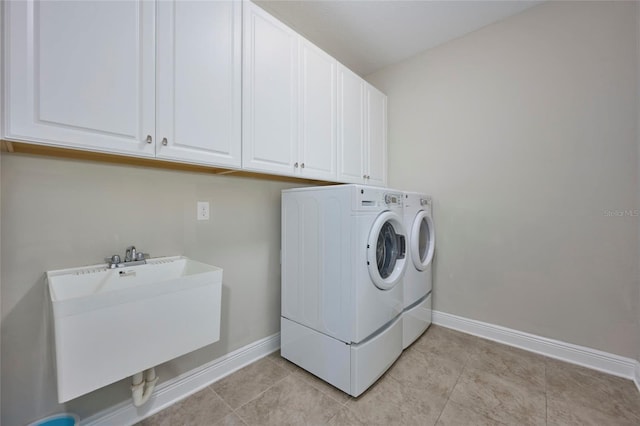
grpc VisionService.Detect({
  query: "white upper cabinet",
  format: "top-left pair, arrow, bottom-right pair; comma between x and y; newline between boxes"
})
4,0 -> 156,156
337,65 -> 388,186
156,0 -> 242,168
5,0 -> 383,183
298,40 -> 337,180
365,83 -> 388,187
242,2 -> 299,175
337,64 -> 366,184
243,2 -> 337,181
5,0 -> 241,168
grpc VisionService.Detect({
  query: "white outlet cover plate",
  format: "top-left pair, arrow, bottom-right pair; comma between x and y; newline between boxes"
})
197,201 -> 210,220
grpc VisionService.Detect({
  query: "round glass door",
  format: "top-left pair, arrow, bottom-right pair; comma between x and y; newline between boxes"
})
411,210 -> 435,271
367,211 -> 407,290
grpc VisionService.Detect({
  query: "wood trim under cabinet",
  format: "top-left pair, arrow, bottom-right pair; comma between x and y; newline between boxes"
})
0,140 -> 337,186
0,140 -> 14,152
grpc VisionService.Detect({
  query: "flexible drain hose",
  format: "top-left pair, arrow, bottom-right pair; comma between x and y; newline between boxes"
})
131,367 -> 158,407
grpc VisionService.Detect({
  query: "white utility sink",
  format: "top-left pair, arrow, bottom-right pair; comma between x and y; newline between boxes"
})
47,256 -> 222,403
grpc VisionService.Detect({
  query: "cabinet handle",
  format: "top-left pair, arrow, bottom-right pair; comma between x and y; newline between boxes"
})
363,174 -> 367,179
146,135 -> 153,144
294,162 -> 299,168
301,163 -> 305,169
367,175 -> 371,179
162,137 -> 168,146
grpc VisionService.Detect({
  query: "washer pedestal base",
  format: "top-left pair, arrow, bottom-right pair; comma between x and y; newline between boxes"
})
281,316 -> 402,397
402,293 -> 432,349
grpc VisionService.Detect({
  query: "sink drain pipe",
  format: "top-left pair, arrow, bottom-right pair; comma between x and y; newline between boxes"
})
131,368 -> 159,407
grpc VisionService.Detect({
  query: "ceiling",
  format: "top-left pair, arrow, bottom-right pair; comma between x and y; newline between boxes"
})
255,0 -> 543,76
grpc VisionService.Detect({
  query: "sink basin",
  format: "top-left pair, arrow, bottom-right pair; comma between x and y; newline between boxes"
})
47,256 -> 222,402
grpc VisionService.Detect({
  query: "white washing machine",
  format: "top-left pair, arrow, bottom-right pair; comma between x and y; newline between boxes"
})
402,192 -> 435,349
280,184 -> 407,397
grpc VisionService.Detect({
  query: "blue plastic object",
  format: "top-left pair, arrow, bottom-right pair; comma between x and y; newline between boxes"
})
31,413 -> 79,426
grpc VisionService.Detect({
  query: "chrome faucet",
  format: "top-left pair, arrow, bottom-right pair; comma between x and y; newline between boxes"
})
125,246 -> 137,262
107,246 -> 148,269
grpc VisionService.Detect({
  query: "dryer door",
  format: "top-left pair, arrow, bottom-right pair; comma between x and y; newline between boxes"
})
367,211 -> 407,290
411,210 -> 435,271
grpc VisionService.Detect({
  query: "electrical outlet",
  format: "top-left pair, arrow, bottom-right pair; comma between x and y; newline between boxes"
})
197,201 -> 210,221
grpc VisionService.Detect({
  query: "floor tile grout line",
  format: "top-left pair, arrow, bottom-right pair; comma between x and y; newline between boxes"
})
222,367 -> 346,425
271,353 -> 352,407
231,372 -> 292,416
546,356 -> 640,424
208,385 -> 240,421
190,357 -> 288,425
306,372 -> 352,420
432,334 -> 549,426
218,355 -> 293,420
320,395 -> 347,424
263,355 -> 297,377
340,402 -> 358,420
234,412 -> 249,426
432,347 -> 474,425
544,356 -> 548,425
263,354 -> 354,411
343,396 -> 353,407
288,368 -> 352,412
325,410 -> 341,425
186,385 -> 246,425
325,401 -> 361,425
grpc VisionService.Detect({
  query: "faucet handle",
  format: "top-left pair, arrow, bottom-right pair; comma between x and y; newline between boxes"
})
106,254 -> 121,268
135,252 -> 146,261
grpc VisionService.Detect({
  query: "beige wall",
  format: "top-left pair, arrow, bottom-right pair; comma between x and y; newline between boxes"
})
368,1 -> 639,358
637,0 -> 640,367
0,153 -> 301,425
0,149 -> 2,425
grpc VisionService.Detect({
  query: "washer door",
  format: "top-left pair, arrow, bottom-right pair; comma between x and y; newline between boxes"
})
410,210 -> 435,271
367,211 -> 407,290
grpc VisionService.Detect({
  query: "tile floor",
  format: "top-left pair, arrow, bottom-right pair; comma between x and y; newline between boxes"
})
138,325 -> 640,425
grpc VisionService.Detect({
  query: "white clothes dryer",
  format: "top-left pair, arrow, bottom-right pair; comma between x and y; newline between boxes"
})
280,184 -> 407,397
402,191 -> 435,349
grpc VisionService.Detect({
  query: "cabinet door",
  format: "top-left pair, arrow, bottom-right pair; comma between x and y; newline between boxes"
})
366,84 -> 388,187
242,2 -> 298,176
4,1 -> 155,156
298,40 -> 337,181
156,1 -> 241,168
337,64 -> 366,184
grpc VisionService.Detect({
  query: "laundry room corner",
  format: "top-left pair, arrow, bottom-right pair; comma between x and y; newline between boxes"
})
366,0 -> 640,360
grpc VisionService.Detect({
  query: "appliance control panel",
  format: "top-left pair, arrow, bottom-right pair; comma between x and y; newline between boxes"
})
384,193 -> 403,206
357,188 -> 403,209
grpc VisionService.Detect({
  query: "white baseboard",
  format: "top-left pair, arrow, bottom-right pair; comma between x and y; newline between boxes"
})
432,310 -> 638,381
82,333 -> 280,426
